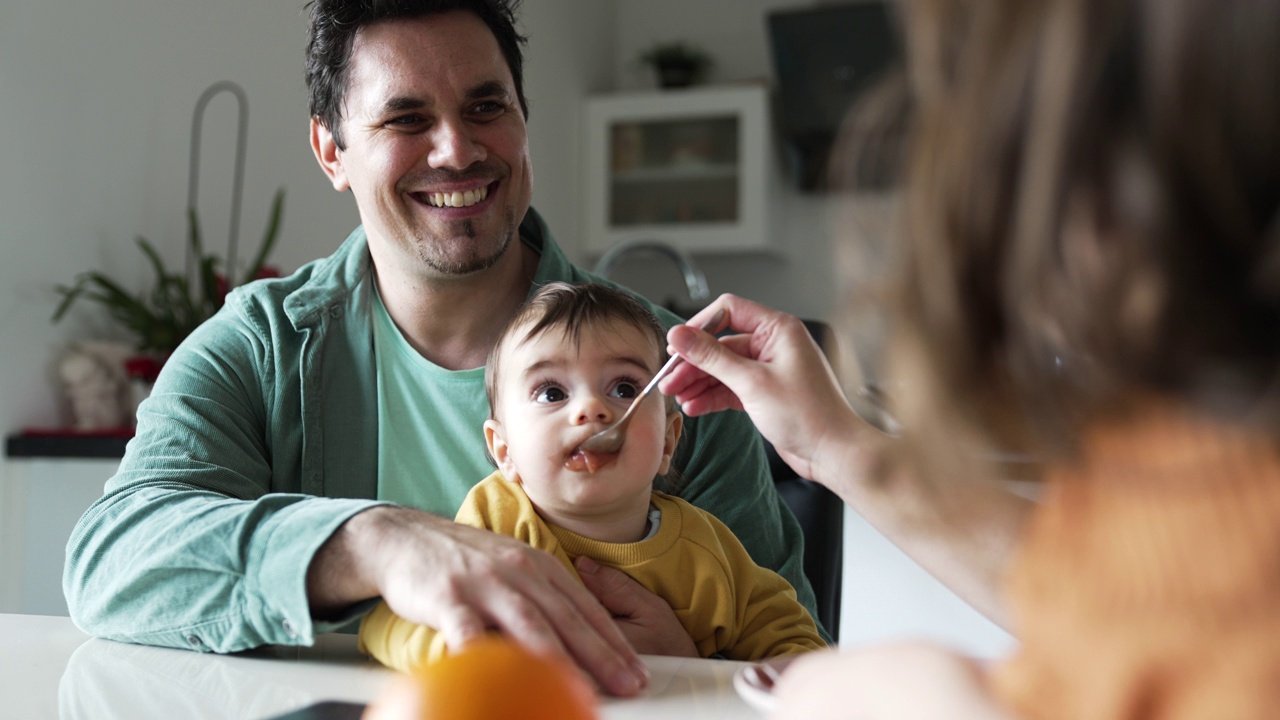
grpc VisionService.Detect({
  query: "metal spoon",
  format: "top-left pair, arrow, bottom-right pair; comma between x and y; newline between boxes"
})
578,310 -> 726,455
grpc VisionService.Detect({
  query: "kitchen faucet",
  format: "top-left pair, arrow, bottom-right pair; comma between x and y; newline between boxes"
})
592,239 -> 711,305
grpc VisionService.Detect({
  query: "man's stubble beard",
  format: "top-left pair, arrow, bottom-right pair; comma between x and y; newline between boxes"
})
418,209 -> 518,276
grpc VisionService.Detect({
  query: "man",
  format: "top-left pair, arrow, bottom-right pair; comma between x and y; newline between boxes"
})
63,0 -> 819,696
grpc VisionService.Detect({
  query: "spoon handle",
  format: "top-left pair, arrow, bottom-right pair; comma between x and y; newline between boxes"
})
628,309 -> 726,415
580,310 -> 727,454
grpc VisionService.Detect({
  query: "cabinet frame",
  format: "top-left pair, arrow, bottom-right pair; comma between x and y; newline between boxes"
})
582,85 -> 770,254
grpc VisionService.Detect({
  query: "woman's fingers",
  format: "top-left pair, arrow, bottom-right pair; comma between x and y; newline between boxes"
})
663,294 -> 859,483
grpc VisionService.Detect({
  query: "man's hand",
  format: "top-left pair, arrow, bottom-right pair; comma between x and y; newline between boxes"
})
307,506 -> 649,696
575,556 -> 698,658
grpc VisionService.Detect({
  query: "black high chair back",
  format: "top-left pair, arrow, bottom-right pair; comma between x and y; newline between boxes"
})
767,319 -> 844,642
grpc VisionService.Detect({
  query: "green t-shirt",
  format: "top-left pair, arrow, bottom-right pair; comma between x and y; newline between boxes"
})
373,287 -> 493,517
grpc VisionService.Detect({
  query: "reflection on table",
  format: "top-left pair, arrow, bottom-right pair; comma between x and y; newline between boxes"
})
1,614 -> 761,719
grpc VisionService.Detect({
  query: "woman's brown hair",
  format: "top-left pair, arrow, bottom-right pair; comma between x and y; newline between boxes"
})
842,0 -> 1280,478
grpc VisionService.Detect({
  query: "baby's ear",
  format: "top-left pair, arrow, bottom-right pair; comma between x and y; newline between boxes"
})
657,412 -> 684,475
484,419 -> 521,483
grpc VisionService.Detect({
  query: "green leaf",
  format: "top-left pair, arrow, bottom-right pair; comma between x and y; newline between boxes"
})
187,206 -> 205,268
136,236 -> 169,284
51,280 -> 90,322
53,189 -> 284,353
241,187 -> 285,286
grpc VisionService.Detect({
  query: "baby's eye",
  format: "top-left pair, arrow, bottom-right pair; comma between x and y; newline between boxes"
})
609,379 -> 641,400
535,384 -> 567,403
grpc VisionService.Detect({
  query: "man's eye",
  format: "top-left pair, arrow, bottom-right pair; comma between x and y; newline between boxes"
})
387,114 -> 427,128
470,101 -> 505,118
535,385 -> 567,403
610,381 -> 640,400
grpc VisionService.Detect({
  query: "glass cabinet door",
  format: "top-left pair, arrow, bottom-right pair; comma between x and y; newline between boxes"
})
584,85 -> 770,254
608,115 -> 740,227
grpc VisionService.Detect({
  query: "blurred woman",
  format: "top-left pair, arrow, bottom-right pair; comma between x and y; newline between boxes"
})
662,0 -> 1280,716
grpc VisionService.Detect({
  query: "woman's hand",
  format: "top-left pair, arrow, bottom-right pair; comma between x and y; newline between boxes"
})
769,642 -> 1013,720
660,294 -> 863,484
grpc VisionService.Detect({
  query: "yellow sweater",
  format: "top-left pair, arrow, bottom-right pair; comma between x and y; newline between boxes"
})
992,404 -> 1280,719
359,472 -> 825,671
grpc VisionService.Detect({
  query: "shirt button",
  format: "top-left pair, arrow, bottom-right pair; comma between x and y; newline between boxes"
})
186,634 -> 202,648
283,620 -> 297,638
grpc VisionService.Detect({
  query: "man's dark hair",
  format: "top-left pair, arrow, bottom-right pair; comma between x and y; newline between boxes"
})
305,0 -> 528,150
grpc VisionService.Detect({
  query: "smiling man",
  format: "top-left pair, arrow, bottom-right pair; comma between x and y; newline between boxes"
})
63,0 -> 822,697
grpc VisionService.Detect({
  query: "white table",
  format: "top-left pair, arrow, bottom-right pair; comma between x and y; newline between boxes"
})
0,614 -> 761,719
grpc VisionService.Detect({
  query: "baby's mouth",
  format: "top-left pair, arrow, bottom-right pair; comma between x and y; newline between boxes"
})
565,447 -> 619,473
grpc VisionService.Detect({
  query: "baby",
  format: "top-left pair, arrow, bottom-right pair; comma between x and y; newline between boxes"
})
359,282 -> 825,672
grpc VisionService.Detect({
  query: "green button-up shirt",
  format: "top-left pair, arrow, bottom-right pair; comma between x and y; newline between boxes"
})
63,208 -> 822,652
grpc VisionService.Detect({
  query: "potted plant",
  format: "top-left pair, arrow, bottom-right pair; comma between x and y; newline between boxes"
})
640,41 -> 713,88
52,188 -> 285,358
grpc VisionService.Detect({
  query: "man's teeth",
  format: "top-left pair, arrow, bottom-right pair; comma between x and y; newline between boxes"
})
427,186 -> 488,208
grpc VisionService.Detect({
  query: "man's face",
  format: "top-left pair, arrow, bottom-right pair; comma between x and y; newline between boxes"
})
313,11 -> 533,278
485,318 -> 682,526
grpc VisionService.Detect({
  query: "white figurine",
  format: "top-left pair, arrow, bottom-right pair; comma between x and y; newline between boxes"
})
59,342 -> 130,430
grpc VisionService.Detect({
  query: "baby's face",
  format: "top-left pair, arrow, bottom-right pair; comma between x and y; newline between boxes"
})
485,317 -> 680,525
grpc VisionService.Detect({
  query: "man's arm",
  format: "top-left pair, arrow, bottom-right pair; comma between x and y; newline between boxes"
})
63,316 -> 381,651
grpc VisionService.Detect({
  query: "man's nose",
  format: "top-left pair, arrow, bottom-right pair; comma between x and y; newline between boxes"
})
427,118 -> 486,170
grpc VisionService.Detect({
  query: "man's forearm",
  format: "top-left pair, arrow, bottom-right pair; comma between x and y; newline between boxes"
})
307,505 -> 404,617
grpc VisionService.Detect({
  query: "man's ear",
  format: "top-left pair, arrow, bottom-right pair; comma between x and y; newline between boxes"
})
657,412 -> 684,475
484,418 -> 520,483
310,117 -> 350,192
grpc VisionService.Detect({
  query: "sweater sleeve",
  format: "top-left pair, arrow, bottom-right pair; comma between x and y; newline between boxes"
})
672,409 -> 829,643
991,408 -> 1280,720
700,509 -> 828,660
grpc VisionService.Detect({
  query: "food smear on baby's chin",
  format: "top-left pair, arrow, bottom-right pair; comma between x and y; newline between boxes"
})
566,449 -> 619,473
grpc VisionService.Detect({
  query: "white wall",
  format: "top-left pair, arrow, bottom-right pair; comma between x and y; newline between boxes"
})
0,1 -> 341,436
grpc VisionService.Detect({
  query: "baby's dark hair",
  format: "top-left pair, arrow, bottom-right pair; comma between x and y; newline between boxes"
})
485,281 -> 672,419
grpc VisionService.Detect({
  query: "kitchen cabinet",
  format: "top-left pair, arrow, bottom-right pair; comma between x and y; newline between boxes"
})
582,84 -> 772,254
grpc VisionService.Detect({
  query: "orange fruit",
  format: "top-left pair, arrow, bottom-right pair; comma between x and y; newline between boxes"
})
363,637 -> 599,720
